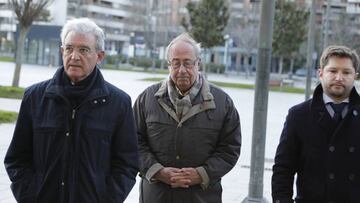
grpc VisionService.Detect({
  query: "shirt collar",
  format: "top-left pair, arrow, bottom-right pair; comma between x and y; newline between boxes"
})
323,93 -> 349,104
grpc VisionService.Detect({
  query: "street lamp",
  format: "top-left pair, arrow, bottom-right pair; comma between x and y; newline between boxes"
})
224,34 -> 230,75
126,32 -> 135,65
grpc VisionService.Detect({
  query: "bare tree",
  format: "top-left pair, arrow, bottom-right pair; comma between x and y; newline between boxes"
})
236,25 -> 258,77
9,0 -> 52,87
329,13 -> 360,54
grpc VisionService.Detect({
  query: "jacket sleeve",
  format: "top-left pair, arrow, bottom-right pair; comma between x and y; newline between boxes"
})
133,90 -> 162,179
4,90 -> 37,202
202,96 -> 241,186
106,96 -> 139,202
272,108 -> 299,203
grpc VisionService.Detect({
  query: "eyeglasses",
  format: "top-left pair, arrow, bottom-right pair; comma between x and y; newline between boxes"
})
62,45 -> 94,56
168,59 -> 198,70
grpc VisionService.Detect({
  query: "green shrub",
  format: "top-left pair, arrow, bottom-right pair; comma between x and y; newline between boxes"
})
0,110 -> 18,123
137,57 -> 153,68
105,54 -> 127,65
156,59 -> 167,69
204,63 -> 225,73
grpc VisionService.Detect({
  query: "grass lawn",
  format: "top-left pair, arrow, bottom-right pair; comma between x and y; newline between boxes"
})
0,86 -> 25,99
0,56 -> 15,62
140,77 -> 305,94
103,64 -> 169,74
0,110 -> 18,123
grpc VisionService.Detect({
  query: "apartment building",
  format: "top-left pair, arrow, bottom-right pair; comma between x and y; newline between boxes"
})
66,0 -> 138,55
1,0 -> 144,64
0,0 -> 16,53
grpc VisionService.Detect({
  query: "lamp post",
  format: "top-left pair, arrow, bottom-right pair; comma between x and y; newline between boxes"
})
126,32 -> 135,65
242,0 -> 275,202
224,34 -> 230,75
151,15 -> 157,71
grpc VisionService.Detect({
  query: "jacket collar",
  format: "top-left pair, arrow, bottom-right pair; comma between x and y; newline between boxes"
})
311,84 -> 360,111
44,65 -> 109,103
155,75 -> 214,102
155,75 -> 216,126
311,84 -> 360,142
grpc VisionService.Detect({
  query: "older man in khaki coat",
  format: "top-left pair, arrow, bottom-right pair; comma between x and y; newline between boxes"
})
133,33 -> 241,203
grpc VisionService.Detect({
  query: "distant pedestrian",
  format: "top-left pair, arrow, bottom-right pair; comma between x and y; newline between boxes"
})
4,18 -> 138,202
133,33 -> 241,203
272,45 -> 360,203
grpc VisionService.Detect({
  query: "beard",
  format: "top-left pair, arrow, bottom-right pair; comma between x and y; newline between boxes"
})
327,83 -> 351,99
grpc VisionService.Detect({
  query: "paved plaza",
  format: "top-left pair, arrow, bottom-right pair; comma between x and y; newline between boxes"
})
0,62 -> 306,202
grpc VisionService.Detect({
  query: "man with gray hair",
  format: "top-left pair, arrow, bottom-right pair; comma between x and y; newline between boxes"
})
4,18 -> 138,202
133,32 -> 241,203
272,45 -> 360,202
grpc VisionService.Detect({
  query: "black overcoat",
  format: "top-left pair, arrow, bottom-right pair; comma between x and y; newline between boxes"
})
272,85 -> 360,203
4,67 -> 139,203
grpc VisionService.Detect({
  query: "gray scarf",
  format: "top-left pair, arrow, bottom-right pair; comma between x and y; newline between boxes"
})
168,75 -> 203,120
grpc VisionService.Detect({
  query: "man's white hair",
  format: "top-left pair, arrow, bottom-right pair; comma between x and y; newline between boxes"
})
60,18 -> 105,51
166,32 -> 201,60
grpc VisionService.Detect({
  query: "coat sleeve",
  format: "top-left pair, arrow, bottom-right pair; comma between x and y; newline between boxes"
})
202,96 -> 241,186
4,90 -> 37,202
106,96 -> 139,202
272,108 -> 300,203
133,90 -> 163,179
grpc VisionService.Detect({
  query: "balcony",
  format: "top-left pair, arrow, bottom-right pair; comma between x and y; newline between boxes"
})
0,23 -> 16,32
95,19 -> 125,29
106,33 -> 128,41
101,0 -> 132,6
84,4 -> 130,18
0,9 -> 13,18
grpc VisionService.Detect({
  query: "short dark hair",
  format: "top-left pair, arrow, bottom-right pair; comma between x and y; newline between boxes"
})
320,45 -> 359,72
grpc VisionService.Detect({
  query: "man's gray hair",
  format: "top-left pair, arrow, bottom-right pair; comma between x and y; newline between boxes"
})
166,32 -> 201,60
60,18 -> 105,51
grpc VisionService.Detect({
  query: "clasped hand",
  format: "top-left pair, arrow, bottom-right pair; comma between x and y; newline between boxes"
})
154,167 -> 202,188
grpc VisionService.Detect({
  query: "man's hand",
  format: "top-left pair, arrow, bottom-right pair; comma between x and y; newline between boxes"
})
154,167 -> 202,188
169,167 -> 202,188
153,167 -> 184,185
178,168 -> 202,186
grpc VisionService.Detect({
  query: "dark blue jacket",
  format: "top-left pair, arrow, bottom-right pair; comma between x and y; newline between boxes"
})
272,85 -> 360,203
4,67 -> 139,203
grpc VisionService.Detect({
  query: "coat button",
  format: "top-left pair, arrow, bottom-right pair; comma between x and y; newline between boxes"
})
329,173 -> 335,180
102,99 -> 106,103
349,147 -> 355,153
176,155 -> 180,160
65,132 -> 69,137
349,174 -> 355,181
353,110 -> 358,116
329,146 -> 335,152
61,181 -> 65,186
93,100 -> 98,104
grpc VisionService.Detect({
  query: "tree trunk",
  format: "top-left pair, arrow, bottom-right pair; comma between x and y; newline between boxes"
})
202,48 -> 207,79
289,57 -> 294,79
245,55 -> 251,78
12,26 -> 29,87
277,56 -> 283,76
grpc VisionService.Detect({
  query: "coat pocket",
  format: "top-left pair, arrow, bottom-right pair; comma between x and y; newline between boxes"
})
11,174 -> 39,203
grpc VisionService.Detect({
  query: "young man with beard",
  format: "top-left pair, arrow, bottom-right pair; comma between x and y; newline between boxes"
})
272,45 -> 360,203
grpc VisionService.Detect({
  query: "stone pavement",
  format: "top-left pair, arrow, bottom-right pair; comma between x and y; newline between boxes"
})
0,62 -> 306,202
